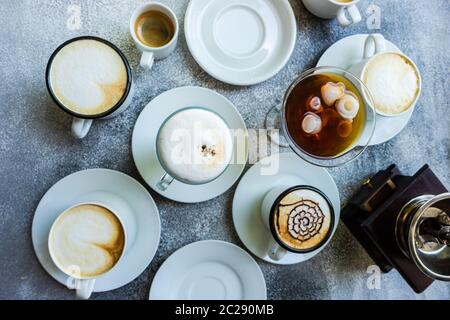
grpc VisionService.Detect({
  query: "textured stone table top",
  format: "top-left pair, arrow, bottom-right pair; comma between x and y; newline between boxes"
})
0,0 -> 449,300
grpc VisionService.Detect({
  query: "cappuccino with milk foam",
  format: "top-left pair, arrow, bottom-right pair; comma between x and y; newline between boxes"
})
49,39 -> 128,116
49,204 -> 125,278
157,108 -> 233,184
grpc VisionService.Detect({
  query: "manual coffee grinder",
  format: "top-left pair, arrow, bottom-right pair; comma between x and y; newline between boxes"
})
342,164 -> 450,293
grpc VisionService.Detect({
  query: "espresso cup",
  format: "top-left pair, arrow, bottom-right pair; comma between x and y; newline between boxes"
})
302,0 -> 361,27
130,2 -> 179,70
348,34 -> 422,117
48,200 -> 134,299
46,36 -> 134,139
260,185 -> 335,261
155,107 -> 234,191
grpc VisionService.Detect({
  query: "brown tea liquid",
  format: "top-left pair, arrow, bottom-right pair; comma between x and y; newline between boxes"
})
285,73 -> 365,157
135,10 -> 175,48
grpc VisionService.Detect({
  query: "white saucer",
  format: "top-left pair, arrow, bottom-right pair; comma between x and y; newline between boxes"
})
149,240 -> 266,300
232,153 -> 340,265
316,34 -> 414,145
185,0 -> 296,85
132,86 -> 248,203
31,169 -> 161,293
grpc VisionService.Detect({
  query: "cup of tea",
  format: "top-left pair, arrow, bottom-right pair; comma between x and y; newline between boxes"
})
348,34 -> 422,117
130,2 -> 179,70
260,185 -> 335,261
266,66 -> 376,167
302,0 -> 362,27
155,107 -> 234,191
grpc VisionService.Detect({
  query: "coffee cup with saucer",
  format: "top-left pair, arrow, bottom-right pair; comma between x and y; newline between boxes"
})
232,152 -> 340,264
132,86 -> 248,203
32,169 -> 161,298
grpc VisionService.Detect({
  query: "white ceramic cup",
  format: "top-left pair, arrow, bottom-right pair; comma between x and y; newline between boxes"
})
130,2 -> 179,70
348,34 -> 422,117
155,107 -> 233,191
302,0 -> 362,27
48,199 -> 134,299
46,36 -> 134,139
260,185 -> 335,261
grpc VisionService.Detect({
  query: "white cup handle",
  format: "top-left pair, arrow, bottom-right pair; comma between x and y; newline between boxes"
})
268,240 -> 287,261
364,34 -> 386,59
156,172 -> 175,191
337,4 -> 361,27
71,117 -> 93,139
75,279 -> 95,299
140,51 -> 154,69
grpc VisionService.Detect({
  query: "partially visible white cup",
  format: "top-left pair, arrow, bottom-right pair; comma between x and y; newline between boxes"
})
348,34 -> 422,117
302,0 -> 362,27
130,2 -> 179,70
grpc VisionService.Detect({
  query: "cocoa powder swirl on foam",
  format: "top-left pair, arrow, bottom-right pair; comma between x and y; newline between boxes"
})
284,199 -> 325,242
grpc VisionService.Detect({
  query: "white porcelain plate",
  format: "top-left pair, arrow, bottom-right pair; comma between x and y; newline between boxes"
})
317,34 -> 414,145
132,86 -> 248,203
185,0 -> 297,85
149,240 -> 266,300
31,169 -> 161,292
232,152 -> 340,265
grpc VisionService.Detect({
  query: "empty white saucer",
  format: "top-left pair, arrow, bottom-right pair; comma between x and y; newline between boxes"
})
232,152 -> 340,265
132,86 -> 248,203
316,34 -> 414,145
149,240 -> 266,300
185,0 -> 297,85
31,169 -> 161,293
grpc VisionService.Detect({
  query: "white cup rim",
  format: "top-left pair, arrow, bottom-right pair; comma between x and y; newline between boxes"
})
129,1 -> 179,52
48,202 -> 127,280
361,51 -> 422,118
329,0 -> 360,6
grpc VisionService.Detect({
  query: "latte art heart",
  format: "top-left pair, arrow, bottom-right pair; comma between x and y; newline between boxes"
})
49,204 -> 125,278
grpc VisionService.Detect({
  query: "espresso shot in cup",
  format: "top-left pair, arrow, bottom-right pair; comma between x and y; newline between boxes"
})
46,36 -> 133,139
261,185 -> 335,261
130,2 -> 179,70
155,107 -> 234,191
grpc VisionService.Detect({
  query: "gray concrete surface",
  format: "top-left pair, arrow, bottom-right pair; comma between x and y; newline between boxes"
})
0,0 -> 449,300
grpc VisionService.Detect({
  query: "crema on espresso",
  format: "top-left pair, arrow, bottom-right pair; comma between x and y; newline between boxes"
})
49,39 -> 128,116
49,204 -> 125,278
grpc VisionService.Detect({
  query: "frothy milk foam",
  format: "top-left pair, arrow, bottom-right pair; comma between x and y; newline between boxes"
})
49,39 -> 128,116
363,53 -> 420,115
157,109 -> 233,184
49,204 -> 125,278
